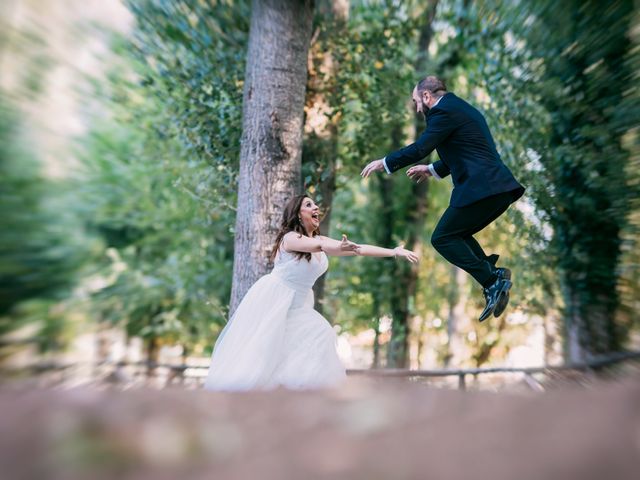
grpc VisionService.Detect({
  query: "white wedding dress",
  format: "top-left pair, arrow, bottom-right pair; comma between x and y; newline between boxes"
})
204,248 -> 346,391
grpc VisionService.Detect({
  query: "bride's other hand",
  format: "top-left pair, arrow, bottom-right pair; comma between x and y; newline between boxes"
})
394,245 -> 419,263
340,234 -> 361,254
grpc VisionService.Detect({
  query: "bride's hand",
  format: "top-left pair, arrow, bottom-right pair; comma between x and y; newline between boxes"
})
340,234 -> 361,254
394,245 -> 419,263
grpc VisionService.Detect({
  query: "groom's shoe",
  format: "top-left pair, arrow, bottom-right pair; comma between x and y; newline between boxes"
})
479,276 -> 512,322
493,268 -> 512,318
495,267 -> 511,281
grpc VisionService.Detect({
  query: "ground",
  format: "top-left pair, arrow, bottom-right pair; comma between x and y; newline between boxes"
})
1,376 -> 639,480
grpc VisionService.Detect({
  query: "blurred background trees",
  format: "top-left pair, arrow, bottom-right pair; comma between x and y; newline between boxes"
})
1,0 -> 638,374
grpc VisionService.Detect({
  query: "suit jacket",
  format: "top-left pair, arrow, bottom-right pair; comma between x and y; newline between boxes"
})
385,93 -> 525,207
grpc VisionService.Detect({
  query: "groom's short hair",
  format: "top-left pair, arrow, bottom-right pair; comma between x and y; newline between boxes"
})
416,76 -> 447,97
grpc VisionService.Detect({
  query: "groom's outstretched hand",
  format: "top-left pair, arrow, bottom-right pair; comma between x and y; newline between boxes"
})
360,159 -> 385,178
406,165 -> 432,184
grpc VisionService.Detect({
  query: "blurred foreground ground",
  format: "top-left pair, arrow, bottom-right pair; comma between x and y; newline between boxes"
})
1,377 -> 639,480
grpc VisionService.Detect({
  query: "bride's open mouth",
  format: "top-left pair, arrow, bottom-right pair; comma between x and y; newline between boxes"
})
311,212 -> 320,224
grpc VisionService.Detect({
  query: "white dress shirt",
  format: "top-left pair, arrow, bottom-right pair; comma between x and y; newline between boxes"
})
382,95 -> 444,179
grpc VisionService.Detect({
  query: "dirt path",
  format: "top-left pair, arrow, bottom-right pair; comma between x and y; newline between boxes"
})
1,377 -> 639,480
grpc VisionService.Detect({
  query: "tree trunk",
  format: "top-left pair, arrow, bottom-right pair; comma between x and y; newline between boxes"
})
415,315 -> 428,368
230,0 -> 314,315
378,165 -> 408,368
311,163 -> 336,315
563,278 -> 588,363
473,316 -> 507,367
371,297 -> 382,368
530,1 -> 634,360
385,1 -> 439,368
146,336 -> 159,376
444,265 -> 466,367
562,261 -> 622,363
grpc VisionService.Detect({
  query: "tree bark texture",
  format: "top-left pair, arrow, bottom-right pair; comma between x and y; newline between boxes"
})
230,0 -> 314,315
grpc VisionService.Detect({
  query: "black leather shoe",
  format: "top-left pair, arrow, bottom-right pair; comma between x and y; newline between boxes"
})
495,267 -> 511,280
493,268 -> 512,317
479,277 -> 512,322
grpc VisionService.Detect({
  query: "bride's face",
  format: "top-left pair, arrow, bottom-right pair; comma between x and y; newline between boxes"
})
299,197 -> 320,232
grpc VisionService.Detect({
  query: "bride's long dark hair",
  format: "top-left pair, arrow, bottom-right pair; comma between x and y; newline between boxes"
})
270,194 -> 320,263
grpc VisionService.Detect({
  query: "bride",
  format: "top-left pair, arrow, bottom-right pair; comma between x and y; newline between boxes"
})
204,194 -> 419,391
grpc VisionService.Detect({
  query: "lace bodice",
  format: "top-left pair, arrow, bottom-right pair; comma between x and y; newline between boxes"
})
271,247 -> 328,291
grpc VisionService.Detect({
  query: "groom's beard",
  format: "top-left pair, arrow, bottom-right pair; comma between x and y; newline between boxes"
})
422,99 -> 430,114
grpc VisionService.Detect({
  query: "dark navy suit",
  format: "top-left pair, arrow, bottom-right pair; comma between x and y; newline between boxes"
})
385,92 -> 525,287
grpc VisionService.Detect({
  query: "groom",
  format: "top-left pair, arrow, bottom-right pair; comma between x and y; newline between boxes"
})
361,76 -> 525,322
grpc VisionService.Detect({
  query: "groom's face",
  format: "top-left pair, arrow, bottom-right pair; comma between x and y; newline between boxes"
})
412,87 -> 429,115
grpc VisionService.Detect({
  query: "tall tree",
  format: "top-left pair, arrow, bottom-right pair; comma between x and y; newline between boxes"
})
529,0 -> 638,361
425,0 -> 554,367
449,0 -> 639,361
305,0 -> 349,315
230,0 -> 314,314
386,0 -> 439,368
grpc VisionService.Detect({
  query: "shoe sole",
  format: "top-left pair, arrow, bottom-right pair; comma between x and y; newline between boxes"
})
494,269 -> 512,317
479,279 -> 512,322
493,280 -> 512,318
494,292 -> 510,317
478,306 -> 495,322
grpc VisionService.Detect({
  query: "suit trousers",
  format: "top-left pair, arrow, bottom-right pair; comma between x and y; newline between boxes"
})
431,191 -> 515,288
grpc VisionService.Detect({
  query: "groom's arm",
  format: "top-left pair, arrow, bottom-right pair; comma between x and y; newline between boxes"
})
429,159 -> 450,179
384,109 -> 455,174
383,158 -> 450,179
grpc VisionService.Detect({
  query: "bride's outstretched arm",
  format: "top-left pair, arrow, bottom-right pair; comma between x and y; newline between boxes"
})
282,232 -> 360,256
353,243 -> 419,263
283,232 -> 419,263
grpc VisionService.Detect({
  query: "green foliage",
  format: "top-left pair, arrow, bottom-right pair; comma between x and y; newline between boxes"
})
126,0 -> 248,170
321,1 -> 424,329
77,20 -> 241,354
5,0 -> 637,368
451,0 -> 640,356
80,119 -> 234,353
72,0 -> 253,356
0,98 -> 90,334
527,0 -> 639,355
334,2 -> 420,172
